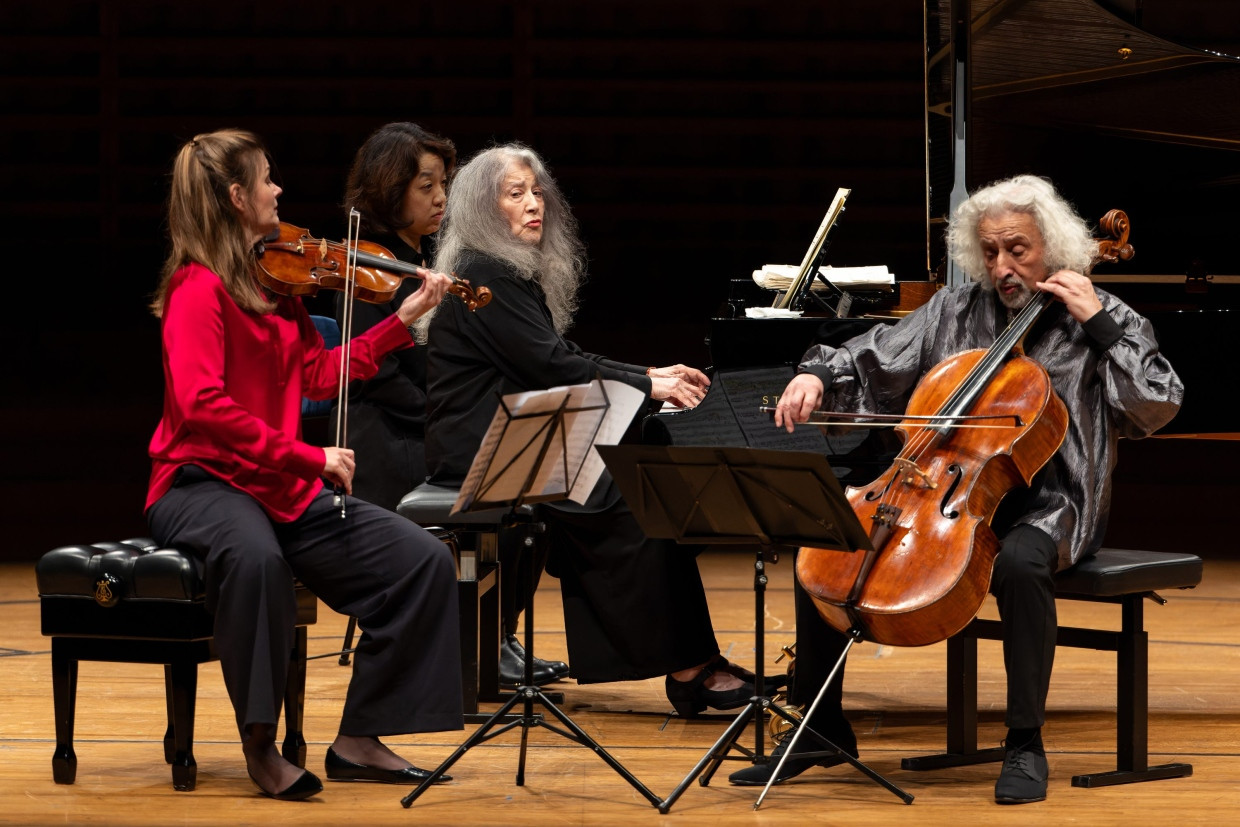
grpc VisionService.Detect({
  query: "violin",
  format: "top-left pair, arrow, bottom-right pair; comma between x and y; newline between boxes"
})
256,222 -> 492,311
259,219 -> 491,519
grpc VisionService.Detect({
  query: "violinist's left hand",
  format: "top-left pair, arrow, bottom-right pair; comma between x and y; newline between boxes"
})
396,268 -> 454,325
1036,269 -> 1103,323
647,364 -> 711,394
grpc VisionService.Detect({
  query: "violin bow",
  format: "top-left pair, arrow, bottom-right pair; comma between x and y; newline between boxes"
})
759,407 -> 1024,429
332,208 -> 363,518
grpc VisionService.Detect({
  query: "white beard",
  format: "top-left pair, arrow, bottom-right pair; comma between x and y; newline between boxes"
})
996,276 -> 1035,310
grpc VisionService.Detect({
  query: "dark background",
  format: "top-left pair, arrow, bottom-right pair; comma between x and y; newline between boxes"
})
2,0 -> 1236,561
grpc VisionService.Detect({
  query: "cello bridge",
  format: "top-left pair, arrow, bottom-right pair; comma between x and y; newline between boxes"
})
893,458 -> 936,489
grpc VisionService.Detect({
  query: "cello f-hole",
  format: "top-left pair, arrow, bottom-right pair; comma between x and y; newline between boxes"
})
939,464 -> 963,519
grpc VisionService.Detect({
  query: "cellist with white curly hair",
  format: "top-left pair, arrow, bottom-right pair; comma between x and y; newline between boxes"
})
733,174 -> 1183,805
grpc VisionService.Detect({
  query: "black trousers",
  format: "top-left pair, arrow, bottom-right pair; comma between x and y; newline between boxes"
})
794,523 -> 1059,738
541,482 -> 721,684
498,527 -> 548,635
148,478 -> 463,740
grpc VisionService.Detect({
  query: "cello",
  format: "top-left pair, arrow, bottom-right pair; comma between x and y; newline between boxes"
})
793,210 -> 1134,647
795,289 -> 1068,646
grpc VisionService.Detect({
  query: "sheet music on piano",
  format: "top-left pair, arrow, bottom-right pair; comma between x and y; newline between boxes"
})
773,187 -> 851,310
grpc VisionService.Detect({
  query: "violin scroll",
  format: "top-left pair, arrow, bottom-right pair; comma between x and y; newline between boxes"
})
449,274 -> 492,311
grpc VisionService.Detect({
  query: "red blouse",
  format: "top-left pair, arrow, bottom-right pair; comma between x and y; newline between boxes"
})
146,262 -> 415,521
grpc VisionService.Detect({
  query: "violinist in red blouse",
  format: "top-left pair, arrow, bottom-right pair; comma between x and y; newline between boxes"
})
145,128 -> 460,800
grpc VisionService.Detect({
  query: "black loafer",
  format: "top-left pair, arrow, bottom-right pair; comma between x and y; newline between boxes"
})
665,665 -> 754,717
728,737 -> 853,786
710,655 -> 789,695
248,768 -> 323,801
506,634 -> 570,679
324,747 -> 451,784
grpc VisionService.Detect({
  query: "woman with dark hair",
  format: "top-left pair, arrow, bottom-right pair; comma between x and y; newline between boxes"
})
336,123 -> 571,687
423,143 -> 768,713
333,122 -> 457,510
146,128 -> 462,801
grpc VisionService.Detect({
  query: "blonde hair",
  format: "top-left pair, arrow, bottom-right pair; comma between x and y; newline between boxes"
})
150,128 -> 274,317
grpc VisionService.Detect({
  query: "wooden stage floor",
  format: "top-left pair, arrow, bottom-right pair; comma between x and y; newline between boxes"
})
3,551 -> 1238,825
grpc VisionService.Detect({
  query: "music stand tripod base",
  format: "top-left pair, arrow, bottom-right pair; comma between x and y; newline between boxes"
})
401,681 -> 659,808
400,543 -> 660,810
664,544 -> 783,799
402,382 -> 660,810
752,628 -> 912,809
597,445 -> 913,811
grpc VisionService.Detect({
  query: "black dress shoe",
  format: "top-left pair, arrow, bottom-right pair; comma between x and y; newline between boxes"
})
665,665 -> 754,717
499,634 -> 566,687
709,655 -> 789,695
324,747 -> 451,784
994,743 -> 1048,804
506,634 -> 570,679
727,736 -> 853,786
248,768 -> 323,801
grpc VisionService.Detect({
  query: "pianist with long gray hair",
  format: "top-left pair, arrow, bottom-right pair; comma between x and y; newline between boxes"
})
419,142 -> 776,714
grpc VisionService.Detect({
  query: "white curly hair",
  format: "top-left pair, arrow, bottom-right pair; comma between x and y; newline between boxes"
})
946,174 -> 1098,286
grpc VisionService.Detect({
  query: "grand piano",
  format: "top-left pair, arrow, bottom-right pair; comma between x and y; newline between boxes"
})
928,0 -> 1239,553
651,0 -> 1238,553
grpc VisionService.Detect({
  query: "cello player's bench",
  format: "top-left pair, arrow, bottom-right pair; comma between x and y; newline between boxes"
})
901,547 -> 1202,787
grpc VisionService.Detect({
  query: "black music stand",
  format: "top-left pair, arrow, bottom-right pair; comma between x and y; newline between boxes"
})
597,444 -> 913,811
402,381 -> 660,810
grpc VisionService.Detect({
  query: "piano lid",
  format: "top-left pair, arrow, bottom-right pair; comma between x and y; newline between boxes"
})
927,0 -> 1240,278
970,0 -> 1240,150
926,1 -> 1240,436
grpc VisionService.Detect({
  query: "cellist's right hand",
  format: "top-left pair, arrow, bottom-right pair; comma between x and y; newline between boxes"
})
773,373 -> 825,433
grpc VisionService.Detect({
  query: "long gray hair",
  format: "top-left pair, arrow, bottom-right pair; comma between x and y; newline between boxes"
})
946,174 -> 1098,285
427,143 -> 585,336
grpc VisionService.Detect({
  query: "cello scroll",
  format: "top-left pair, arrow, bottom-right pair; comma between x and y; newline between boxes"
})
1095,208 -> 1134,264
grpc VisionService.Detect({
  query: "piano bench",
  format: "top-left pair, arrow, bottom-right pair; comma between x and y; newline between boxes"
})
396,483 -> 560,718
901,547 -> 1202,788
36,539 -> 317,791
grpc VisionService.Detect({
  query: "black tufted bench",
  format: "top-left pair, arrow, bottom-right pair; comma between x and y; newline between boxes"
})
36,539 -> 317,791
901,547 -> 1203,787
